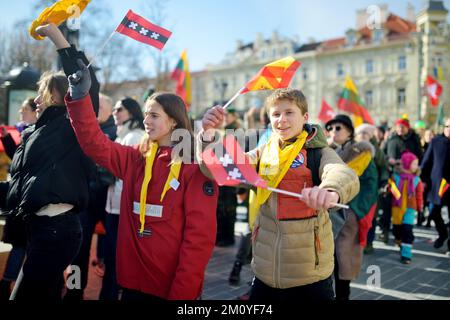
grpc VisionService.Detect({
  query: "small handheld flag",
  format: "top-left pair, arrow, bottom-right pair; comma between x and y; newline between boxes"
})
222,56 -> 301,109
388,178 -> 401,201
201,135 -> 267,188
439,178 -> 449,198
201,135 -> 349,209
116,10 -> 172,50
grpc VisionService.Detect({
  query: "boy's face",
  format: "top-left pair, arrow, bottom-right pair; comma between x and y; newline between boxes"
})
268,100 -> 308,141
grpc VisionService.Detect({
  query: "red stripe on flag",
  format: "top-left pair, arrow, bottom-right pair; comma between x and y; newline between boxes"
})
223,135 -> 268,188
201,147 -> 241,186
123,10 -> 172,38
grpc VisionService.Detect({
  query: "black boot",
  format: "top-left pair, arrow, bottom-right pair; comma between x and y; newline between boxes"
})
228,261 -> 242,285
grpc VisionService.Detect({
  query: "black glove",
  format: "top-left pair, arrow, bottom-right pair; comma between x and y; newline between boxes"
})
68,59 -> 91,100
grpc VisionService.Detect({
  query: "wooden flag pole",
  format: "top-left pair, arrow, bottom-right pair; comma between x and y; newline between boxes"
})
222,87 -> 244,109
86,30 -> 116,69
267,186 -> 349,209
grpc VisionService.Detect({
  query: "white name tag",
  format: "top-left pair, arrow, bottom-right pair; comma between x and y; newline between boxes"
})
170,178 -> 180,191
133,202 -> 163,218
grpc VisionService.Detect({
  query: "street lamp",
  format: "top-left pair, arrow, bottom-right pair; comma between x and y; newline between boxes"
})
0,63 -> 40,125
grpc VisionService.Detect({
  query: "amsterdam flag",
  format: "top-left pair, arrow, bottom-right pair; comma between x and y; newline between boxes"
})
115,10 -> 172,50
201,135 -> 267,188
241,56 -> 300,93
171,50 -> 191,109
337,76 -> 374,127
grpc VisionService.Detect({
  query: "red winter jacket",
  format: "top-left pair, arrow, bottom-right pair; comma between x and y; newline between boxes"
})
65,95 -> 218,299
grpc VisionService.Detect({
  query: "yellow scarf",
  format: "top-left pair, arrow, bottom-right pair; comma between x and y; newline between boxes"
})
254,130 -> 308,212
138,142 -> 182,234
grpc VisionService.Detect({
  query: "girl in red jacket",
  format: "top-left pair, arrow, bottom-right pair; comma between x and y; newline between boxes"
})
65,60 -> 218,300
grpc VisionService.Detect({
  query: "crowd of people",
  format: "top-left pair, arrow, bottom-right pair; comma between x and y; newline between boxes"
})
0,22 -> 449,302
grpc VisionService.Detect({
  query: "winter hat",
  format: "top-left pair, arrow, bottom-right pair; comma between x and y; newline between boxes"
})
355,123 -> 376,139
325,114 -> 354,135
395,118 -> 410,129
401,151 -> 418,170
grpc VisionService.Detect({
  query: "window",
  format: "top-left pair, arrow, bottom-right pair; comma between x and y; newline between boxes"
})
272,48 -> 276,57
260,50 -> 266,59
397,88 -> 406,107
366,59 -> 374,74
365,90 -> 373,107
373,29 -> 383,42
303,67 -> 308,80
398,56 -> 406,70
283,47 -> 288,56
337,63 -> 344,77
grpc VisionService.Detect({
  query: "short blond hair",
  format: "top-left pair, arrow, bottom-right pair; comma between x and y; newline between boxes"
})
264,88 -> 308,115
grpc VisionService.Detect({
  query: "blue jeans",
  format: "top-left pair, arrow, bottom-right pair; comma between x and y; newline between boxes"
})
2,246 -> 26,281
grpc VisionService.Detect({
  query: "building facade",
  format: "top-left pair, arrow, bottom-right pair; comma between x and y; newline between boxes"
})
190,1 -> 449,126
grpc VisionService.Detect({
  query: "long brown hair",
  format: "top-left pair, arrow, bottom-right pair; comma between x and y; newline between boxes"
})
37,71 -> 68,107
139,93 -> 194,161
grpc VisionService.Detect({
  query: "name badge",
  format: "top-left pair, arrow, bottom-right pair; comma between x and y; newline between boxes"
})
170,178 -> 180,191
133,202 -> 163,218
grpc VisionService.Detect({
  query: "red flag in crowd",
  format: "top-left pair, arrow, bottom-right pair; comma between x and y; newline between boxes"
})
318,99 -> 336,123
115,10 -> 172,50
426,75 -> 443,107
0,126 -> 21,153
201,135 -> 267,188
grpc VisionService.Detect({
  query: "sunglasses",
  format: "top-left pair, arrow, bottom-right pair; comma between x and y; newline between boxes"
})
113,106 -> 124,113
326,125 -> 342,132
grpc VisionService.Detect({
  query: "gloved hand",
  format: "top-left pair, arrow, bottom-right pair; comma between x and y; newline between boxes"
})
68,59 -> 91,100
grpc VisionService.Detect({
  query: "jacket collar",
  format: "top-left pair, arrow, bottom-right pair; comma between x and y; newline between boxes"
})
35,105 -> 67,129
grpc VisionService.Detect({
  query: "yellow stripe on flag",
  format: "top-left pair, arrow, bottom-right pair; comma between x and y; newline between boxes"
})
389,178 -> 401,200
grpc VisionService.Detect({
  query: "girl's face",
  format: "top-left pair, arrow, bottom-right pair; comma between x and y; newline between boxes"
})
112,101 -> 131,126
268,100 -> 308,141
409,159 -> 419,173
34,87 -> 63,117
143,100 -> 176,147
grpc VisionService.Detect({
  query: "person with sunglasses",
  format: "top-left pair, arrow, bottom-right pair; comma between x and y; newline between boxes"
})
420,118 -> 450,251
326,114 -> 378,300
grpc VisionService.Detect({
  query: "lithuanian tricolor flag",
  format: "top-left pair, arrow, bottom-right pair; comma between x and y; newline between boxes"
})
171,50 -> 191,110
241,56 -> 300,93
337,76 -> 374,127
439,178 -> 449,198
388,178 -> 401,201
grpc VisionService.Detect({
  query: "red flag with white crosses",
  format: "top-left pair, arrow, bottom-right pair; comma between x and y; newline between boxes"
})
201,135 -> 268,188
115,10 -> 172,50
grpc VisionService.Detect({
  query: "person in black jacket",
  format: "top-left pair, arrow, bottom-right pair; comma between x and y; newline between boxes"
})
421,118 -> 450,250
0,99 -> 37,300
0,22 -> 99,301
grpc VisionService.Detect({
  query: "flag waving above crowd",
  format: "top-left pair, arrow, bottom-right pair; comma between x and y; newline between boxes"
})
241,56 -> 301,93
172,50 -> 192,109
116,10 -> 172,50
337,76 -> 374,127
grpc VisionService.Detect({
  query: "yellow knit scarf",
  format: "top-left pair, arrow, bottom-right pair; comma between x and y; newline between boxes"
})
254,130 -> 308,211
138,142 -> 182,234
